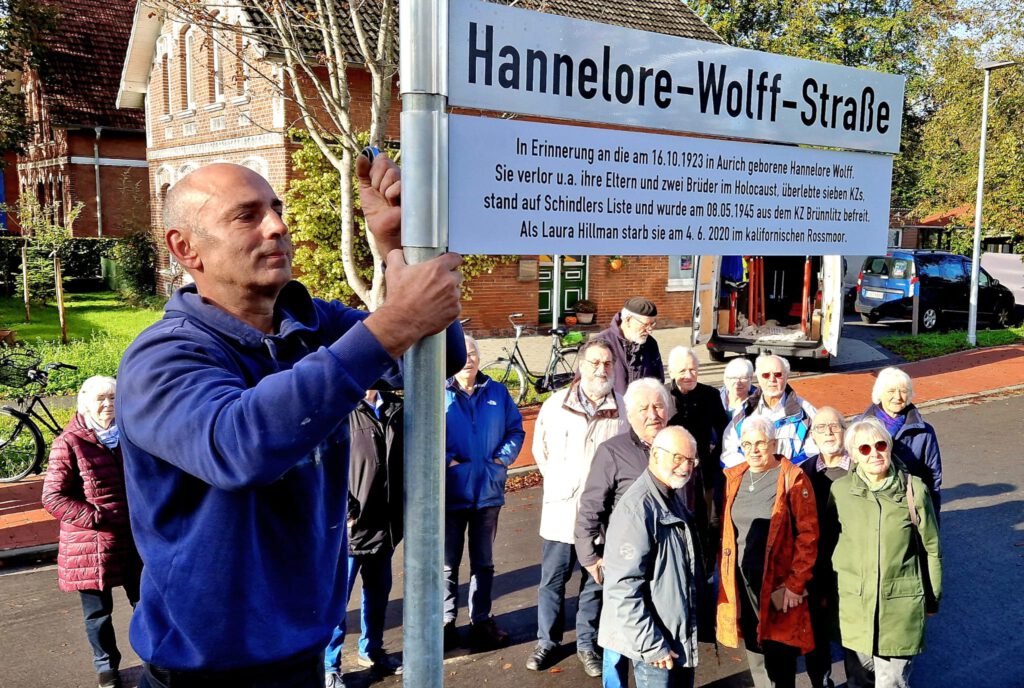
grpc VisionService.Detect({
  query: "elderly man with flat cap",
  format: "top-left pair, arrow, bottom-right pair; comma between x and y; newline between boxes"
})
594,297 -> 665,396
117,157 -> 465,687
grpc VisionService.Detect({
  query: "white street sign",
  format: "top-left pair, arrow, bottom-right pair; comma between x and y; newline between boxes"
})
449,0 -> 905,153
448,115 -> 892,256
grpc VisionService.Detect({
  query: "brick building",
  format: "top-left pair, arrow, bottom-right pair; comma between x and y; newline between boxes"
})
117,0 -> 720,330
14,0 -> 148,238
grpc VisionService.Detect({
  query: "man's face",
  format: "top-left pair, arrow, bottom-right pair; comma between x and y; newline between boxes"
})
186,166 -> 294,296
579,346 -> 614,398
669,353 -> 699,393
459,339 -> 480,380
627,388 -> 669,443
756,357 -> 787,400
621,313 -> 656,344
810,411 -> 844,456
650,433 -> 697,489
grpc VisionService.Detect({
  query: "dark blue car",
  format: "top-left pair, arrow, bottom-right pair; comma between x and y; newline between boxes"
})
855,250 -> 1015,331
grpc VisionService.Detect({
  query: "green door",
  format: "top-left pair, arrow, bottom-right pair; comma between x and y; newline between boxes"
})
539,255 -> 588,323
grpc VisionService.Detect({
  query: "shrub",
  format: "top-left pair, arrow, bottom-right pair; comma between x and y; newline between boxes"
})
0,333 -> 134,398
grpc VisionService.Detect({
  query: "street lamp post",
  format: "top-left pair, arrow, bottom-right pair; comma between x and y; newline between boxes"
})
968,60 -> 1016,346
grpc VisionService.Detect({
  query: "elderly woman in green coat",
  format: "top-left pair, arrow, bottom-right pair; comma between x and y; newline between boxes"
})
828,418 -> 941,688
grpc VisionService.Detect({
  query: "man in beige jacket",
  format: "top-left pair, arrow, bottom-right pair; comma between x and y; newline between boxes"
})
527,339 -> 628,676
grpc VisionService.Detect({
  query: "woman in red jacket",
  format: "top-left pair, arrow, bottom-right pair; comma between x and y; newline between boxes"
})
717,416 -> 819,688
42,376 -> 140,688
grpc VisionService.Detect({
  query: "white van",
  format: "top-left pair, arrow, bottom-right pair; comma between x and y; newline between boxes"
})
690,255 -> 844,365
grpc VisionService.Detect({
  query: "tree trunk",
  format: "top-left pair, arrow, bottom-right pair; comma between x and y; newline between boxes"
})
54,254 -> 67,345
21,245 -> 30,323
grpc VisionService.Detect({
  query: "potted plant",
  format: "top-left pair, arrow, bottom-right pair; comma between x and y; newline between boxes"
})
608,255 -> 624,271
573,299 -> 598,325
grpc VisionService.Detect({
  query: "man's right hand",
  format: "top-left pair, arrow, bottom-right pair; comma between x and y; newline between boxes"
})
650,650 -> 678,670
364,250 -> 463,359
584,559 -> 604,585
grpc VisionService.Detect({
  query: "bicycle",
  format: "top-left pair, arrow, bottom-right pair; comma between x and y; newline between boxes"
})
0,350 -> 78,482
480,313 -> 583,406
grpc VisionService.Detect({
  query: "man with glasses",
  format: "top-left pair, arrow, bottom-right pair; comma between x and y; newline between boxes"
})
721,354 -> 817,468
575,378 -> 673,685
528,340 -> 628,674
598,426 -> 704,688
595,297 -> 665,396
802,408 -> 851,688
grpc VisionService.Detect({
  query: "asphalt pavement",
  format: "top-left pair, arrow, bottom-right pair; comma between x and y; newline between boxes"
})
2,393 -> 1023,688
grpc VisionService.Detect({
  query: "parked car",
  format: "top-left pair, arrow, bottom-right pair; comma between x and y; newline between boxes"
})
854,250 -> 1016,331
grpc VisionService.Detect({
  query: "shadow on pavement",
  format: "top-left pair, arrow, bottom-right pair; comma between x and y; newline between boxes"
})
941,481 -> 1015,506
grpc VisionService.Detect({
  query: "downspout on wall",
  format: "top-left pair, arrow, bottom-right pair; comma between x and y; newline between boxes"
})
93,126 -> 103,236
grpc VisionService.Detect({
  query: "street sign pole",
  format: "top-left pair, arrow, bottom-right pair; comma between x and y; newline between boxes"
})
401,1 -> 448,686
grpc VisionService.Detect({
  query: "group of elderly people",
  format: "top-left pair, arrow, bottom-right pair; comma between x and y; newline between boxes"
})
41,320 -> 940,688
530,338 -> 943,688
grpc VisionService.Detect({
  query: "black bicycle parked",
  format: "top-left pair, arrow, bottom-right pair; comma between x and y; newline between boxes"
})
0,350 -> 77,482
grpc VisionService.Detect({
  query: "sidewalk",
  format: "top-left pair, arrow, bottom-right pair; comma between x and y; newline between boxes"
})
3,344 -> 1023,560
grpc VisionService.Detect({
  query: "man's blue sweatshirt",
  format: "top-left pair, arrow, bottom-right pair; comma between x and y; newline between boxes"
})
116,283 -> 461,671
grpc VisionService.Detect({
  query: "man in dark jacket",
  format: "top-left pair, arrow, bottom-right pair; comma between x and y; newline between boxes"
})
324,389 -> 404,687
118,159 -> 465,686
575,378 -> 672,687
598,426 -> 703,688
594,297 -> 664,396
664,346 -> 729,553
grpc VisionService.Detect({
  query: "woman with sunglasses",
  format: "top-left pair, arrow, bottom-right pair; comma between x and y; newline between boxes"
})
717,417 -> 818,688
719,357 -> 756,417
859,367 -> 942,517
829,418 -> 942,688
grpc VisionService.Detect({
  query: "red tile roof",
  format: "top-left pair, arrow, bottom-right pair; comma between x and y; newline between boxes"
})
37,0 -> 144,130
919,204 -> 973,226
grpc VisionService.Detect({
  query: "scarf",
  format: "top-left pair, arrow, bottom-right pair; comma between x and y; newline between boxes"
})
874,405 -> 907,438
856,462 -> 895,492
85,415 -> 120,449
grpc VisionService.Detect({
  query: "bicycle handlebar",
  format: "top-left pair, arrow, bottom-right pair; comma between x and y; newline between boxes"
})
43,362 -> 78,372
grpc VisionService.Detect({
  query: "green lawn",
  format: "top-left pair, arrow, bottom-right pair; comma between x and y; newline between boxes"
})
1,292 -> 165,397
0,292 -> 163,344
879,326 -> 1024,362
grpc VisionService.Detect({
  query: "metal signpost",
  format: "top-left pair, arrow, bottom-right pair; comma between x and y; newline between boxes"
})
401,1 -> 448,687
399,1 -> 905,684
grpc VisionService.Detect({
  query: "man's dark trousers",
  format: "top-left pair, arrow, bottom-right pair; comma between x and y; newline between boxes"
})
535,539 -> 600,652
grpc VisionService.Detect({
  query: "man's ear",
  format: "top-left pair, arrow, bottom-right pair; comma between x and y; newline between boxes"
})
166,228 -> 202,271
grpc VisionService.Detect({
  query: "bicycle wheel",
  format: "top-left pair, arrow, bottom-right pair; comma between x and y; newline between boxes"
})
0,408 -> 45,483
480,359 -> 527,405
544,351 -> 578,393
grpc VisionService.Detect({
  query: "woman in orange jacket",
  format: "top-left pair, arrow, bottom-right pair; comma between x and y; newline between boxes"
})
717,416 -> 819,688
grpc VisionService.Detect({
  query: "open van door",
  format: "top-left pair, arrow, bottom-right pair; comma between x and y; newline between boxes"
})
821,255 -> 843,356
691,255 -> 720,347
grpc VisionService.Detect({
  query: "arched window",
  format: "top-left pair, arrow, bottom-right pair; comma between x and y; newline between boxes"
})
211,31 -> 225,102
157,36 -> 173,115
239,157 -> 268,179
182,27 -> 196,110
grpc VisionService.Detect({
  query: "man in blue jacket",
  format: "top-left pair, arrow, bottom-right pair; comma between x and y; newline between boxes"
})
117,157 -> 465,687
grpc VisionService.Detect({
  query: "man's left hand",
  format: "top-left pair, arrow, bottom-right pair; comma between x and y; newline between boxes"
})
356,151 -> 402,256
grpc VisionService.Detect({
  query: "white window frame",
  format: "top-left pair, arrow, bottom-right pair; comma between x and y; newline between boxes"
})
212,32 -> 225,102
666,255 -> 696,292
183,27 -> 196,111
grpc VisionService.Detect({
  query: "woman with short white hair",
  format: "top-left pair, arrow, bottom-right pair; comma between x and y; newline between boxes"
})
830,418 -> 942,688
720,357 -> 755,416
860,367 -> 942,515
42,376 -> 140,688
717,415 -> 818,688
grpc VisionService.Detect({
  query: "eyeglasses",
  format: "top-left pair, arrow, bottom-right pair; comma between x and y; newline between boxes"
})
759,371 -> 785,380
724,376 -> 749,383
631,317 -> 657,332
584,359 -> 613,370
653,446 -> 699,467
857,440 -> 889,456
812,423 -> 843,434
740,439 -> 772,453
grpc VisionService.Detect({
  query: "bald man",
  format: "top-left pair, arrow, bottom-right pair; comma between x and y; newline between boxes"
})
117,160 -> 466,686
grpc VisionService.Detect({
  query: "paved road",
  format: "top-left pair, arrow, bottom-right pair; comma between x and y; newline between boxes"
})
2,394 -> 1022,688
